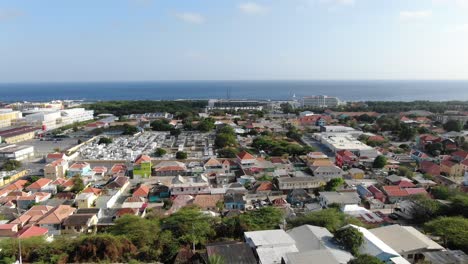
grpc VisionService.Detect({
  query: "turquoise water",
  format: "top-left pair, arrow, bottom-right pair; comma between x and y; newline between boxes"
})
0,80 -> 467,102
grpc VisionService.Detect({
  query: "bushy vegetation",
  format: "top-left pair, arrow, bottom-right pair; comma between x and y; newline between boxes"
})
85,100 -> 208,116
1,160 -> 21,171
287,208 -> 367,232
252,135 -> 314,156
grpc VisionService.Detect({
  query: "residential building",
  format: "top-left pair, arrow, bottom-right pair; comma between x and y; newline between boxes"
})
302,95 -> 341,108
440,160 -> 464,177
348,168 -> 365,179
319,191 -> 361,208
36,205 -> 76,235
370,225 -> 444,263
133,184 -> 150,198
25,178 -> 52,193
335,150 -> 359,168
153,161 -> 187,176
193,194 -> 223,211
149,184 -> 170,202
171,175 -> 210,195
224,193 -> 246,210
420,250 -> 468,264
205,242 -> 257,264
110,163 -> 127,177
237,151 -> 256,166
15,226 -> 49,239
277,177 -> 325,191
419,161 -> 440,177
245,229 -> 299,264
347,225 -> 411,264
62,213 -> 98,234
68,162 -> 91,177
133,154 -> 152,178
122,196 -> 146,209
287,189 -> 313,207
75,192 -> 98,208
44,159 -> 69,179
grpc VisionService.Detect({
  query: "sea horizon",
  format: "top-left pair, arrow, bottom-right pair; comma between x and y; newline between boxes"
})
1,80 -> 468,103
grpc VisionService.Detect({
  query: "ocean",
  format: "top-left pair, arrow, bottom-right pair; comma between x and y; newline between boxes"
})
0,80 -> 467,102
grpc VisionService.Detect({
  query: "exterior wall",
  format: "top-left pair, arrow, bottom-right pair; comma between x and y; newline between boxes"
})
0,170 -> 28,187
171,185 -> 210,195
133,161 -> 152,178
44,163 -> 68,179
3,131 -> 35,144
277,179 -> 325,190
0,110 -> 22,128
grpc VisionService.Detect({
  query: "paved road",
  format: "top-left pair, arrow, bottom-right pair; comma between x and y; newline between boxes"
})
302,135 -> 336,161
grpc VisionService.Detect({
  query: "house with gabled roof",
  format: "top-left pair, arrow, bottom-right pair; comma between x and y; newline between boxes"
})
44,158 -> 69,179
153,161 -> 187,176
132,184 -> 150,198
25,178 -> 52,193
440,160 -> 464,177
68,161 -> 91,177
36,205 -> 75,235
62,213 -> 98,234
133,154 -> 152,178
16,226 -> 49,239
237,151 -> 256,166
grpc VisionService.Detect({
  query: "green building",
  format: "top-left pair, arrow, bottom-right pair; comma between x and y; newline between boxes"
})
133,155 -> 152,178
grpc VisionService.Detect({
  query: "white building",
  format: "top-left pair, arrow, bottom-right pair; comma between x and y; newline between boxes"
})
0,145 -> 34,161
13,108 -> 94,131
60,108 -> 94,125
302,95 -> 342,108
317,134 -> 380,158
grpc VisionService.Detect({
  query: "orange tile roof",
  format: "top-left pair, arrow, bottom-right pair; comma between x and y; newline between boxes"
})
237,151 -> 255,160
36,205 -> 75,225
46,152 -> 66,160
16,226 -> 48,238
82,187 -> 102,195
26,178 -> 52,190
135,155 -> 151,164
133,185 -> 150,197
256,182 -> 273,191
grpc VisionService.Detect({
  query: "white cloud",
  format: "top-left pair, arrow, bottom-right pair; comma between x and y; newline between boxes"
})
239,2 -> 269,15
175,12 -> 205,24
399,10 -> 432,21
448,24 -> 468,33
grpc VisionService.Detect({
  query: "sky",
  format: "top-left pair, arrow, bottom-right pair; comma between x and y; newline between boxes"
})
1,0 -> 468,82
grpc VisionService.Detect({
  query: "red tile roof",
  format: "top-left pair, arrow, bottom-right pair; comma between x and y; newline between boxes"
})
133,185 -> 150,197
382,186 -> 409,197
0,126 -> 37,138
16,226 -> 48,238
46,152 -> 66,160
256,182 -> 273,192
82,187 -> 102,195
26,178 -> 52,191
135,155 -> 151,164
69,161 -> 90,170
237,151 -> 255,160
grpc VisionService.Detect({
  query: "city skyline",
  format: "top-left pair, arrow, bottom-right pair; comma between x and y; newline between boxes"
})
1,0 -> 468,82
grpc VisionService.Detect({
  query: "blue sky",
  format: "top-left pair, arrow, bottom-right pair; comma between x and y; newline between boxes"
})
1,0 -> 468,81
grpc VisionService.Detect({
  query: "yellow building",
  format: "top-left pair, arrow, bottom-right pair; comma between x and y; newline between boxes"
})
0,126 -> 37,144
0,110 -> 22,128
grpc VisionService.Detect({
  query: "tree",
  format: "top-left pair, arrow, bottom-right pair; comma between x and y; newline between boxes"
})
98,137 -> 113,145
1,160 -> 21,171
71,176 -> 85,193
431,186 -> 451,200
151,120 -> 173,131
407,194 -> 445,224
110,215 -> 159,249
161,207 -> 216,246
122,124 -> 139,135
287,208 -> 362,232
424,216 -> 468,252
443,120 -> 463,132
217,147 -> 238,158
447,194 -> 468,218
373,155 -> 387,169
398,166 -> 414,179
170,128 -> 181,137
197,118 -> 215,132
357,114 -> 376,123
399,124 -> 416,141
426,142 -> 443,156
238,207 -> 283,231
215,133 -> 236,148
348,255 -> 383,264
175,151 -> 187,160
334,227 -> 364,256
154,148 -> 167,157
325,178 -> 345,191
